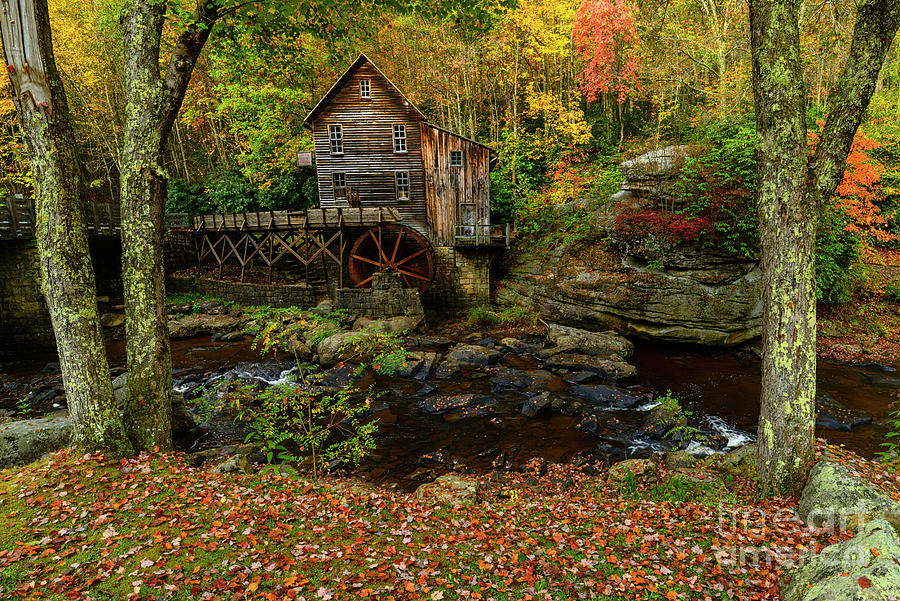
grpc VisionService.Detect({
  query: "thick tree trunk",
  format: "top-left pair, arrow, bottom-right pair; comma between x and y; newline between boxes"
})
121,1 -> 172,451
750,0 -> 816,495
120,0 -> 217,451
750,0 -> 899,495
1,0 -> 131,456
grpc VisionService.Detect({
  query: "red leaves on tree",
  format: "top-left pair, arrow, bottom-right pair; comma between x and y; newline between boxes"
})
572,0 -> 642,104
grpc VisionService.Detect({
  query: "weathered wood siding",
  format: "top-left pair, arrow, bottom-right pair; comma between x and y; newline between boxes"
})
311,62 -> 427,230
420,124 -> 492,246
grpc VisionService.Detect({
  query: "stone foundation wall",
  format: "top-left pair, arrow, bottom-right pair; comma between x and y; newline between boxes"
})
422,246 -> 492,313
164,230 -> 196,274
335,272 -> 424,317
166,275 -> 322,308
0,239 -> 53,349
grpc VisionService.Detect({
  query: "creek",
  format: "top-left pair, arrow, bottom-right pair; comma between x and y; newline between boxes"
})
2,335 -> 898,488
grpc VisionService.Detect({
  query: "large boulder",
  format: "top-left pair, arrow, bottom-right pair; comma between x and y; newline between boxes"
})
798,460 -> 900,531
0,417 -> 72,469
414,474 -> 479,506
353,315 -> 423,334
435,344 -> 502,378
781,519 -> 900,601
316,331 -> 378,367
167,313 -> 244,339
618,145 -> 692,206
498,147 -> 762,347
545,323 -> 634,360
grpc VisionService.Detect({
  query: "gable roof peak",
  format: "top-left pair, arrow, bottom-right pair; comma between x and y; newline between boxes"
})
303,54 -> 425,126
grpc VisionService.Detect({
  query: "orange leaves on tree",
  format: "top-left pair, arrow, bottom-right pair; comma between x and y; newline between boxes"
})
572,0 -> 642,104
811,124 -> 898,245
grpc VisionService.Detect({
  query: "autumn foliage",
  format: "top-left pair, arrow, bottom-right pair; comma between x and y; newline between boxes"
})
810,124 -> 898,246
572,0 -> 642,104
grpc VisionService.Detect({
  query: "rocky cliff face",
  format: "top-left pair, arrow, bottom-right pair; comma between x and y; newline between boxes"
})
500,146 -> 762,346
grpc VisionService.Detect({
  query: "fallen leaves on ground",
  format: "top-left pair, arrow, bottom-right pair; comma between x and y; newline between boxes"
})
0,449 -> 847,600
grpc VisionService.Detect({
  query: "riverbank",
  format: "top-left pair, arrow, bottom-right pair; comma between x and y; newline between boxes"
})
0,448 -> 843,601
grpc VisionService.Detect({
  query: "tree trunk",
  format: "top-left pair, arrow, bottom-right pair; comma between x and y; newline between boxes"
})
750,0 -> 900,495
750,0 -> 816,495
120,0 -> 172,451
1,0 -> 131,456
120,0 -> 217,451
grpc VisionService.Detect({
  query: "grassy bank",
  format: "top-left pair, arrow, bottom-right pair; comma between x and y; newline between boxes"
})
0,451 -> 847,601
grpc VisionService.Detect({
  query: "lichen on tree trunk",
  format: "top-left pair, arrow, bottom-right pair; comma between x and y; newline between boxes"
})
750,0 -> 900,495
120,0 -> 218,451
1,0 -> 131,457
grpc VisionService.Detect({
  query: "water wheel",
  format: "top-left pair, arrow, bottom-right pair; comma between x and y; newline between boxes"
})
348,224 -> 436,293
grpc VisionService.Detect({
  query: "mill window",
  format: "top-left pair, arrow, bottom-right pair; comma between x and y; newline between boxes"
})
329,124 -> 343,155
450,151 -> 463,167
395,171 -> 410,201
393,124 -> 407,153
333,173 -> 347,201
360,79 -> 371,99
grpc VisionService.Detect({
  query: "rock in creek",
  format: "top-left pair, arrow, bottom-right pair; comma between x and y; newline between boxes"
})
418,394 -> 495,416
490,368 -> 532,392
542,352 -> 637,381
520,392 -> 552,418
167,313 -> 244,339
571,384 -> 645,410
864,373 -> 900,389
816,395 -> 874,432
545,323 -> 635,361
434,344 -> 502,379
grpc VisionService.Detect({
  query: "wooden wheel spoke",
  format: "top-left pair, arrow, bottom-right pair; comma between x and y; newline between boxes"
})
368,228 -> 389,265
401,273 -> 412,288
397,268 -> 430,281
351,253 -> 382,267
395,247 -> 427,266
390,230 -> 404,263
355,275 -> 375,288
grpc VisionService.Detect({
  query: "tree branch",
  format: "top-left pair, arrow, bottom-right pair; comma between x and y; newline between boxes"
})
812,0 -> 900,203
161,0 -> 220,139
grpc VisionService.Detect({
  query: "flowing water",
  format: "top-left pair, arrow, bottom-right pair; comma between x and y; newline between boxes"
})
2,336 -> 898,487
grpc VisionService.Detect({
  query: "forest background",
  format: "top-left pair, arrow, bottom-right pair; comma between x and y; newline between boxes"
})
1,0 -> 898,309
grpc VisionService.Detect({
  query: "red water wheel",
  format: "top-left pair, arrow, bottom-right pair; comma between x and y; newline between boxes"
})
348,224 -> 436,293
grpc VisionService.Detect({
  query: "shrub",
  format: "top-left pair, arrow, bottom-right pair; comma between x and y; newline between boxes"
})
232,368 -> 379,480
615,208 -> 712,244
815,207 -> 861,304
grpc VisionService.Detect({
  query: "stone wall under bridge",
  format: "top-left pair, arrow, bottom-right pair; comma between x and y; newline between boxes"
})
0,237 -> 123,353
421,246 -> 493,312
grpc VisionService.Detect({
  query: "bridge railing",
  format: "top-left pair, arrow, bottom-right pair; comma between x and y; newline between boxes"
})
0,195 -> 36,239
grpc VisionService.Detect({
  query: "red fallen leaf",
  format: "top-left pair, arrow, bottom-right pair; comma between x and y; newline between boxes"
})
404,581 -> 416,592
859,576 -> 872,588
552,532 -> 563,543
871,548 -> 881,557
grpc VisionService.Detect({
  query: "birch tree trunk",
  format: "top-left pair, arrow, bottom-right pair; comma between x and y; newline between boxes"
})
750,0 -> 900,495
1,0 -> 131,456
120,0 -> 217,451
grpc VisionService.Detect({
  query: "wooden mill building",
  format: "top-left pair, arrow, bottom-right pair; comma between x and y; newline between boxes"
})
187,54 -> 505,315
303,54 -> 500,247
